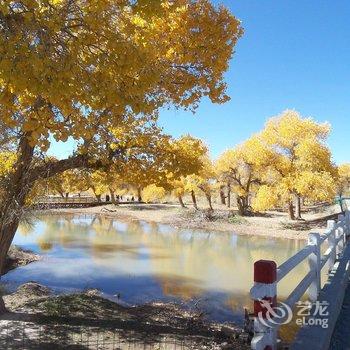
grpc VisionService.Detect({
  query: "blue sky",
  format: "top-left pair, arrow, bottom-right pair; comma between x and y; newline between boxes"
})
49,0 -> 350,164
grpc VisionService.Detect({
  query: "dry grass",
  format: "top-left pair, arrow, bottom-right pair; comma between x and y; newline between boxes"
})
1,282 -> 250,350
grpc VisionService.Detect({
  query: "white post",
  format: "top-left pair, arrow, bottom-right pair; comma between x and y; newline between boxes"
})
327,220 -> 336,271
345,210 -> 350,239
338,214 -> 345,255
308,232 -> 321,302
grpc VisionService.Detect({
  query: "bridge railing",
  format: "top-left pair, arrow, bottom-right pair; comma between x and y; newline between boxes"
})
250,210 -> 350,350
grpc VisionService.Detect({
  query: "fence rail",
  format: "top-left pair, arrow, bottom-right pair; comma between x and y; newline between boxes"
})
250,210 -> 350,350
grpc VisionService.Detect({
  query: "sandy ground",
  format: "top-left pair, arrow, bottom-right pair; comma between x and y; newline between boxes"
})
45,203 -> 341,240
0,282 -> 250,349
0,249 -> 250,349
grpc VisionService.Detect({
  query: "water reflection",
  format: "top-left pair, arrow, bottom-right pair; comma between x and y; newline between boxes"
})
3,214 -> 308,324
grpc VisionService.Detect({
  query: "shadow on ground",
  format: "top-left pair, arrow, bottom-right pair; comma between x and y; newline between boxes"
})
0,285 -> 250,349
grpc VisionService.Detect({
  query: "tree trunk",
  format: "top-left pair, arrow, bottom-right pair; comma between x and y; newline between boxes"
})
288,201 -> 295,220
191,190 -> 198,210
295,195 -> 302,219
0,135 -> 35,312
219,185 -> 226,205
137,187 -> 142,202
237,197 -> 244,216
0,219 -> 16,314
227,184 -> 231,208
339,194 -> 344,212
95,194 -> 102,202
65,192 -> 69,202
110,190 -> 116,204
237,196 -> 249,216
178,195 -> 186,208
205,193 -> 213,211
0,137 -> 124,314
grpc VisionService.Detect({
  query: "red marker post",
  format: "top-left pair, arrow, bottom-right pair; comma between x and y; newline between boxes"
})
250,260 -> 278,350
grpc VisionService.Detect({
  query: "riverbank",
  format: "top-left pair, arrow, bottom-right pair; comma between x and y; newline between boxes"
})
3,246 -> 41,276
0,282 -> 250,349
45,203 -> 340,240
0,248 -> 251,348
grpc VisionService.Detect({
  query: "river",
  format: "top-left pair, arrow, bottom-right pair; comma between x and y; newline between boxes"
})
2,214 -> 307,326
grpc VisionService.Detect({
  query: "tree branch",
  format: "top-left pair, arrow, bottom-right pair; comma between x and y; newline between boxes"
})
29,154 -> 103,183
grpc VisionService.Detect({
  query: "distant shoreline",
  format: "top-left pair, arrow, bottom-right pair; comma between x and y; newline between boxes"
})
36,203 -> 338,240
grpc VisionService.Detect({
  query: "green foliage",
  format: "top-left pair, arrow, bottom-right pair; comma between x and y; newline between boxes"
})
228,215 -> 249,225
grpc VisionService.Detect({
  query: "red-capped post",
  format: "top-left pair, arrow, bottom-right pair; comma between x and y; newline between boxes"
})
250,260 -> 277,350
254,260 -> 277,318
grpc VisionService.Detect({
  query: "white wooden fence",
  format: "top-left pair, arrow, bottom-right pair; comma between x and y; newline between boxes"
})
250,210 -> 350,350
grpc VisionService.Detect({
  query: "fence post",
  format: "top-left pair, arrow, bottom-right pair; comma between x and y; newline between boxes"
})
327,220 -> 336,271
250,260 -> 277,350
308,233 -> 321,302
345,210 -> 350,239
338,214 -> 345,255
335,226 -> 342,258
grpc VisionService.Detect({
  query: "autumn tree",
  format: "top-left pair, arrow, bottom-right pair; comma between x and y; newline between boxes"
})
216,136 -> 272,215
103,165 -> 126,204
0,152 -> 16,200
336,164 -> 350,211
142,184 -> 166,203
0,152 -> 54,205
184,157 -> 217,210
110,123 -> 172,202
81,170 -> 109,202
337,164 -> 350,197
169,177 -> 187,208
47,169 -> 88,199
252,110 -> 337,220
121,150 -> 166,202
166,135 -> 208,208
0,0 -> 242,299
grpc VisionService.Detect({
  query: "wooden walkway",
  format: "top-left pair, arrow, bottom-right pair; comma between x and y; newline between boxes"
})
32,201 -> 143,209
33,202 -> 109,209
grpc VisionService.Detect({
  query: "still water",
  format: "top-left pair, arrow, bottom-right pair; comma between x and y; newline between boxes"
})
2,214 -> 307,325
